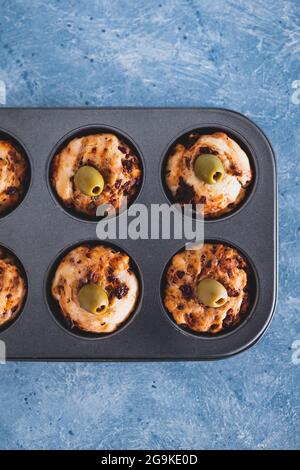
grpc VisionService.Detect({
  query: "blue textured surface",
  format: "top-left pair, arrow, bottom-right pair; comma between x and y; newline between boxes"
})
0,0 -> 299,450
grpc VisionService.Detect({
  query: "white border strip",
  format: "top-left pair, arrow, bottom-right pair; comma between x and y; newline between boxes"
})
0,80 -> 6,104
0,340 -> 6,364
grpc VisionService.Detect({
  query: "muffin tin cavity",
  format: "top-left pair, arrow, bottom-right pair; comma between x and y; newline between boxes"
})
0,245 -> 28,334
161,126 -> 256,221
160,240 -> 258,339
0,129 -> 31,218
47,125 -> 144,222
45,240 -> 143,340
0,108 -> 277,360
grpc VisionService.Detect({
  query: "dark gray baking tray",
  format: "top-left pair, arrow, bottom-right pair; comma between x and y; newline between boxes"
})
0,108 -> 277,361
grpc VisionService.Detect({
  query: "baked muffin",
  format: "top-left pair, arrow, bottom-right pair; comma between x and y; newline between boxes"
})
50,133 -> 142,218
51,244 -> 139,334
0,248 -> 27,328
0,140 -> 28,215
163,243 -> 250,334
165,132 -> 252,218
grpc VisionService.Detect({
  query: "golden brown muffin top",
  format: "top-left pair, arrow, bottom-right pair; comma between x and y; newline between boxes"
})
51,133 -> 142,217
164,243 -> 250,334
0,140 -> 28,215
0,248 -> 27,327
51,245 -> 139,334
165,132 -> 252,218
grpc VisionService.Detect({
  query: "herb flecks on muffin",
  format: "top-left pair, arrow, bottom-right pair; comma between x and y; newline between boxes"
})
51,133 -> 142,218
0,248 -> 27,328
164,243 -> 250,334
51,244 -> 139,334
166,132 -> 252,218
0,141 -> 28,215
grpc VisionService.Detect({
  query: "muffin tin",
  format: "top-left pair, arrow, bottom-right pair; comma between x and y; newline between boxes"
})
0,108 -> 277,360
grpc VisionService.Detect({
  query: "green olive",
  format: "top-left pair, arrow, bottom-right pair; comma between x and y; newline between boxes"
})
196,278 -> 228,308
74,166 -> 104,196
78,284 -> 109,315
194,154 -> 224,184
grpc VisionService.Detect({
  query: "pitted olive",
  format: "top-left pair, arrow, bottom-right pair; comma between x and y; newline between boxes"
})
196,278 -> 228,308
74,166 -> 104,196
78,284 -> 109,314
194,154 -> 224,184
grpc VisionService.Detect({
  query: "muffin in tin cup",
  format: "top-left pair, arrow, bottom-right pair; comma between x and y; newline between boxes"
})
164,129 -> 254,219
162,241 -> 256,336
47,241 -> 142,338
49,127 -> 143,221
0,246 -> 27,332
0,131 -> 31,217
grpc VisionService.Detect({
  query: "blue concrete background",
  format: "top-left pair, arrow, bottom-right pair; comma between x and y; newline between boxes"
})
0,0 -> 299,450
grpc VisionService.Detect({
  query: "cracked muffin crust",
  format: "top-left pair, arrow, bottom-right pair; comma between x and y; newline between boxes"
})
163,243 -> 250,334
50,133 -> 142,218
0,248 -> 27,328
165,132 -> 252,218
0,140 -> 28,215
51,244 -> 139,334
